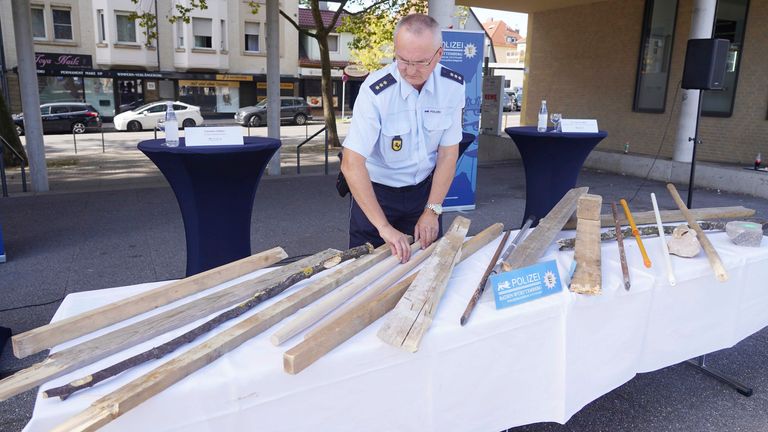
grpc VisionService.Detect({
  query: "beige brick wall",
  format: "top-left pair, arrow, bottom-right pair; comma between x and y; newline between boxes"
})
524,0 -> 768,165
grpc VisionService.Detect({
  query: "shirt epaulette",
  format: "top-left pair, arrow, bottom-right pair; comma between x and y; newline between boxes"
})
370,73 -> 396,95
440,66 -> 464,84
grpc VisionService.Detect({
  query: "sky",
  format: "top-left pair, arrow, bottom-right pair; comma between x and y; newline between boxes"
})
470,7 -> 528,37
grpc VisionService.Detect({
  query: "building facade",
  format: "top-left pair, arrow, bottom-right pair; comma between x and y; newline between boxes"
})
514,0 -> 766,165
0,0 -> 301,119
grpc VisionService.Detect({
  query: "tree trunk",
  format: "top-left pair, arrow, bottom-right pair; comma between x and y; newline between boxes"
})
0,93 -> 26,167
317,33 -> 341,148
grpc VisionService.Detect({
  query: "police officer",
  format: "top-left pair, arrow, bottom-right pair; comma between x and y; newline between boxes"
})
341,14 -> 465,263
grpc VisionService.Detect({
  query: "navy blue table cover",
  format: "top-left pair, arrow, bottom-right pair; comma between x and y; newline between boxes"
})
505,126 -> 607,227
139,137 -> 281,276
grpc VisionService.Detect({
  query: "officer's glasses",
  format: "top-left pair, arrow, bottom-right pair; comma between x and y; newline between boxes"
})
396,47 -> 441,69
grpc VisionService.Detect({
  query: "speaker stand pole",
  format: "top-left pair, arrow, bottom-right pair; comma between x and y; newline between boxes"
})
686,90 -> 704,209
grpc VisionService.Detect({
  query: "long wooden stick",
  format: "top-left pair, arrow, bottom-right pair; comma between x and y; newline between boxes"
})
50,245 -> 381,432
12,248 -> 288,359
620,199 -> 652,268
304,223 -> 504,340
377,217 -> 470,352
610,202 -> 631,291
0,249 -> 340,402
557,221 -> 732,250
666,183 -> 729,282
42,245 -> 373,400
502,187 -> 588,273
563,206 -> 756,230
651,193 -> 676,286
270,242 -> 420,346
459,229 -> 510,326
284,223 -> 503,375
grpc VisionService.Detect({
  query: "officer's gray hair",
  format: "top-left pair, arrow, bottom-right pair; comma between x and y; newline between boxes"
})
394,14 -> 442,50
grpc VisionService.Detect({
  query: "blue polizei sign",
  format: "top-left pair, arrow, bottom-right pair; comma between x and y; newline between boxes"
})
440,30 -> 484,211
491,260 -> 563,309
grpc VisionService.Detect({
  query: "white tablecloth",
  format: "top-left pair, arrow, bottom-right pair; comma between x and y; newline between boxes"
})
24,231 -> 768,432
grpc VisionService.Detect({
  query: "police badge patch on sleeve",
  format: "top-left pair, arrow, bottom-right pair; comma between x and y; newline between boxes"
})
391,135 -> 403,151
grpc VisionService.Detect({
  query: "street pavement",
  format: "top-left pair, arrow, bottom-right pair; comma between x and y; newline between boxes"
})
0,114 -> 767,431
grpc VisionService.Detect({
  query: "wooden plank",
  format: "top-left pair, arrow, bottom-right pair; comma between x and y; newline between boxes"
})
501,187 -> 588,272
284,223 -> 502,375
307,223 -> 504,340
0,249 -> 340,402
12,247 -> 288,359
563,206 -> 756,230
377,216 -> 470,352
666,184 -> 729,282
610,202 -> 631,290
459,228 -> 509,326
48,246 -> 397,431
569,195 -> 602,295
271,242 -> 418,346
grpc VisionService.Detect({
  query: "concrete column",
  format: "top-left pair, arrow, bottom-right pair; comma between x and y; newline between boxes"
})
12,0 -> 48,191
673,0 -> 717,162
266,0 -> 281,176
428,0 -> 456,28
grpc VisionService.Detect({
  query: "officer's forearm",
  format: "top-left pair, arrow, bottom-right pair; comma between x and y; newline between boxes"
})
342,156 -> 391,231
427,144 -> 459,206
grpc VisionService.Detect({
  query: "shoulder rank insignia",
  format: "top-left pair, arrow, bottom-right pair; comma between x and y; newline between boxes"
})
370,73 -> 396,95
440,66 -> 464,84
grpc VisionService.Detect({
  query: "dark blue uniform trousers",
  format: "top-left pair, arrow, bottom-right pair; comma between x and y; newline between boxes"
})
349,176 -> 443,248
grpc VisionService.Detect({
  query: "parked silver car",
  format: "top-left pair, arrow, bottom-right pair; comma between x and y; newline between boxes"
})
235,97 -> 312,127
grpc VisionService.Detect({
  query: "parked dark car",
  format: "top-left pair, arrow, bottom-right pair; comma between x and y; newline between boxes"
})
13,102 -> 102,135
234,97 -> 312,127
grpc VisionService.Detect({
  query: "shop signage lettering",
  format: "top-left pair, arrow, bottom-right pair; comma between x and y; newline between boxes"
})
35,52 -> 92,69
257,82 -> 295,90
216,74 -> 253,81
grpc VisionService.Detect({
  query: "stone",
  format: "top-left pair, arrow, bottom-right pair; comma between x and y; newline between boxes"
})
725,221 -> 764,247
667,225 -> 701,258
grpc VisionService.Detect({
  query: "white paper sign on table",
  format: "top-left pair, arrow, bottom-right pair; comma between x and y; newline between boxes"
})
560,119 -> 599,133
185,126 -> 244,146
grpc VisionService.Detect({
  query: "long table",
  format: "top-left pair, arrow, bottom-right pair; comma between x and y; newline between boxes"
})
23,230 -> 768,431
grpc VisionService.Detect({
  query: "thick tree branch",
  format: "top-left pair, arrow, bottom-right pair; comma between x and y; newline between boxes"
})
279,9 -> 317,39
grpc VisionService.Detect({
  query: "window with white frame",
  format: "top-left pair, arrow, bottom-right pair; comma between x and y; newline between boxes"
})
31,6 -> 46,39
193,18 -> 212,48
220,19 -> 226,50
176,21 -> 184,48
244,22 -> 259,52
328,34 -> 339,52
506,36 -> 516,44
116,12 -> 137,43
97,9 -> 106,43
52,8 -> 73,40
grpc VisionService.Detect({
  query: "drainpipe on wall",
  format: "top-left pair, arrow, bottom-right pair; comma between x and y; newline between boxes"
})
672,0 -> 717,162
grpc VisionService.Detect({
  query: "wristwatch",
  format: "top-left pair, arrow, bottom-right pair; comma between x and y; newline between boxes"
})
425,203 -> 443,216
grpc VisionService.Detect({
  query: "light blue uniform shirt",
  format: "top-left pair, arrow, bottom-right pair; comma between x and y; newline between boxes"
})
343,62 -> 465,188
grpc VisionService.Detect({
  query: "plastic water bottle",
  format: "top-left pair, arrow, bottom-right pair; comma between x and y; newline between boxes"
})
537,100 -> 548,132
164,102 -> 179,147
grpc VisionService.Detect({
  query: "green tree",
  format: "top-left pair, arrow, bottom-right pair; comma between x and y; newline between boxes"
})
339,1 -> 426,73
132,0 -> 424,147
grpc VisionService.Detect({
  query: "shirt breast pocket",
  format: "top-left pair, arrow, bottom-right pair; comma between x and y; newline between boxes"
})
380,114 -> 411,164
424,113 -> 450,152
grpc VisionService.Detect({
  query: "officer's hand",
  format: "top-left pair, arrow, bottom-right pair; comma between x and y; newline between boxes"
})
379,224 -> 411,263
415,211 -> 440,249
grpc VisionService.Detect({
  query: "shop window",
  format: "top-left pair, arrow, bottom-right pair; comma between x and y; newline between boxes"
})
633,0 -> 678,113
176,21 -> 184,48
31,6 -> 46,39
193,18 -> 213,49
245,22 -> 260,52
97,10 -> 106,43
52,8 -> 73,40
328,34 -> 339,52
116,12 -> 137,43
701,0 -> 750,117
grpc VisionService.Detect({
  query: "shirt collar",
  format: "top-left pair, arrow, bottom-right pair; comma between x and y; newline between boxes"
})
393,62 -> 437,100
